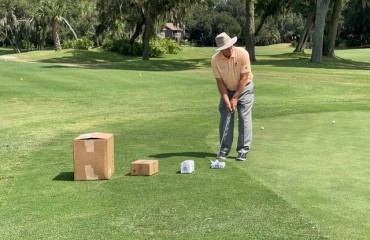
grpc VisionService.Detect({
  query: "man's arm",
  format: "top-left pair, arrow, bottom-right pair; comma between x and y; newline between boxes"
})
230,72 -> 250,110
216,78 -> 233,113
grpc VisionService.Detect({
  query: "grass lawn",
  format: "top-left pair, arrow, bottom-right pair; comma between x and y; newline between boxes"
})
0,44 -> 369,239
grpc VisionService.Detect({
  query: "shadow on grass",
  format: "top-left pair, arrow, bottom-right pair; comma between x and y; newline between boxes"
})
39,50 -> 370,72
254,52 -> 370,70
7,47 -> 370,71
53,172 -> 74,181
38,49 -> 211,72
0,48 -> 16,55
149,151 -> 215,159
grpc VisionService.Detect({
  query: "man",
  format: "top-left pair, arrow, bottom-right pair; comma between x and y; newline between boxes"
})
211,32 -> 254,161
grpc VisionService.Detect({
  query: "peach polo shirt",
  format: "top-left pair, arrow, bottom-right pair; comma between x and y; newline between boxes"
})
211,47 -> 253,91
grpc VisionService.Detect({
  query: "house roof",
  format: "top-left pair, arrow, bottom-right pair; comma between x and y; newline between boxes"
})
165,23 -> 182,31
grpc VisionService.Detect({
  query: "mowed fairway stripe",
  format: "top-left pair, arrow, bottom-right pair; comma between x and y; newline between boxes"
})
243,111 -> 370,239
1,115 -> 326,239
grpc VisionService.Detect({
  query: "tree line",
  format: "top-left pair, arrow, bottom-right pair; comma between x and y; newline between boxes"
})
1,0 -> 370,63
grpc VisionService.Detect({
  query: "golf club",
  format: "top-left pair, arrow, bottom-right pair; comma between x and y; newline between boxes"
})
210,111 -> 232,168
219,111 -> 232,155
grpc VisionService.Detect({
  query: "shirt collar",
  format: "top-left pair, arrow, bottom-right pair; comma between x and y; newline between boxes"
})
220,47 -> 235,60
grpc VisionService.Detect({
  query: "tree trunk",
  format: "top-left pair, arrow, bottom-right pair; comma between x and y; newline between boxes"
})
52,20 -> 62,51
41,25 -> 47,50
25,20 -> 32,51
255,12 -> 269,37
142,14 -> 154,60
294,7 -> 315,53
38,25 -> 47,50
245,0 -> 256,61
26,28 -> 31,51
323,0 -> 342,57
130,18 -> 145,45
311,0 -> 331,64
9,37 -> 21,53
362,0 -> 370,8
254,0 -> 285,37
62,18 -> 78,40
0,31 -> 20,53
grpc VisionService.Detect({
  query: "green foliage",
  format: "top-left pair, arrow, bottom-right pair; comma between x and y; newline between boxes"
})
342,38 -> 362,48
255,18 -> 281,45
61,40 -> 74,49
185,5 -> 241,46
62,37 -> 94,50
184,6 -> 214,46
75,37 -> 94,50
290,40 -> 298,47
20,40 -> 28,49
103,37 -> 182,57
148,38 -> 167,57
185,0 -> 303,47
212,12 -> 241,38
115,39 -> 143,56
102,38 -> 142,56
339,0 -> 370,47
65,1 -> 98,40
101,38 -> 113,50
150,37 -> 182,55
161,38 -> 182,54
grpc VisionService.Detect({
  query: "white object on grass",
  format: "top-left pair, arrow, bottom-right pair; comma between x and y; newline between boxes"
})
210,160 -> 225,169
181,160 -> 194,174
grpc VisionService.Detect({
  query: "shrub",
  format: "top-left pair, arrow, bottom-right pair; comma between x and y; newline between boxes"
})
102,39 -> 113,51
148,38 -> 182,57
62,40 -> 75,49
115,39 -> 143,56
290,40 -> 298,47
160,38 -> 182,54
75,37 -> 94,50
62,37 -> 94,50
149,38 -> 166,57
102,37 -> 182,57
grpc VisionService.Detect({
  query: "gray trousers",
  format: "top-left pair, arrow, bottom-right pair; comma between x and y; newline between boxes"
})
219,82 -> 254,154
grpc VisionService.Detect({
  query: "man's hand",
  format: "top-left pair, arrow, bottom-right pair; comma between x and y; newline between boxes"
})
230,98 -> 237,112
226,102 -> 233,113
222,97 -> 232,113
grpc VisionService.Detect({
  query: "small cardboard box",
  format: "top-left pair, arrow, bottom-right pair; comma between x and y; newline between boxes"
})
131,160 -> 159,176
73,133 -> 114,180
180,160 -> 194,174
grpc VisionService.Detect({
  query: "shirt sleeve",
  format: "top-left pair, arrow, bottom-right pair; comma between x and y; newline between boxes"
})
240,49 -> 254,82
211,55 -> 221,78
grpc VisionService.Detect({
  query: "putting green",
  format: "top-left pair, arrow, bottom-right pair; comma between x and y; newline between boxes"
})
246,111 -> 370,239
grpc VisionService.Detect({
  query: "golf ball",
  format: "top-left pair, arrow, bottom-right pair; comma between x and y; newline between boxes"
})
332,120 -> 336,124
261,126 -> 264,130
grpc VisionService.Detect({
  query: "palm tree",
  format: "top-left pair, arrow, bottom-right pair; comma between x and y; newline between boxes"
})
34,9 -> 49,50
37,0 -> 63,50
37,0 -> 77,51
0,11 -> 21,53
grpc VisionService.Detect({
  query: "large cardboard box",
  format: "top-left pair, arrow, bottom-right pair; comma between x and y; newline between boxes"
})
131,160 -> 159,176
73,133 -> 114,180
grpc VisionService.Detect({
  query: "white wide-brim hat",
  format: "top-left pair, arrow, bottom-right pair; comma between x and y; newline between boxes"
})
215,32 -> 237,51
